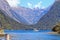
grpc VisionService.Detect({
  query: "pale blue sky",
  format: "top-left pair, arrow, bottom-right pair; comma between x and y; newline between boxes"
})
7,0 -> 55,9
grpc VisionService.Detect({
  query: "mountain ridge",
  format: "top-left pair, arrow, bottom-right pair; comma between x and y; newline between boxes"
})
0,0 -> 60,30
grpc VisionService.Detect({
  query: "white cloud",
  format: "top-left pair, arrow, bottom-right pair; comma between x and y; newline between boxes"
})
27,1 -> 42,9
34,1 -> 42,9
6,0 -> 20,7
27,2 -> 32,9
41,6 -> 45,9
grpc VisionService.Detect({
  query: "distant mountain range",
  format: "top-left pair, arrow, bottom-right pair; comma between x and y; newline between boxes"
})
11,6 -> 48,25
0,0 -> 50,25
0,0 -> 60,30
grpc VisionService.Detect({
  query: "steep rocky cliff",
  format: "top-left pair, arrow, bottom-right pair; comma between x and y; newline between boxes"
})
0,1 -> 60,30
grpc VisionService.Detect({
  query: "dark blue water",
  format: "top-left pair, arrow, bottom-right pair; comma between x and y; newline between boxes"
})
4,30 -> 52,33
1,30 -> 60,40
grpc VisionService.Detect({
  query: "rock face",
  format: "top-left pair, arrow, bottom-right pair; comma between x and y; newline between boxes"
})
0,0 -> 60,30
0,0 -> 20,23
0,0 -> 55,25
0,0 -> 11,15
35,1 -> 60,30
52,25 -> 60,34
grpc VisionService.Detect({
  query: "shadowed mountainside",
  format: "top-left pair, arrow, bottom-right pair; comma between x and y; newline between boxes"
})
0,1 -> 60,30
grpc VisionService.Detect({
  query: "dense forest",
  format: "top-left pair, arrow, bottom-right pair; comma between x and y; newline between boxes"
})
0,10 -> 12,30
